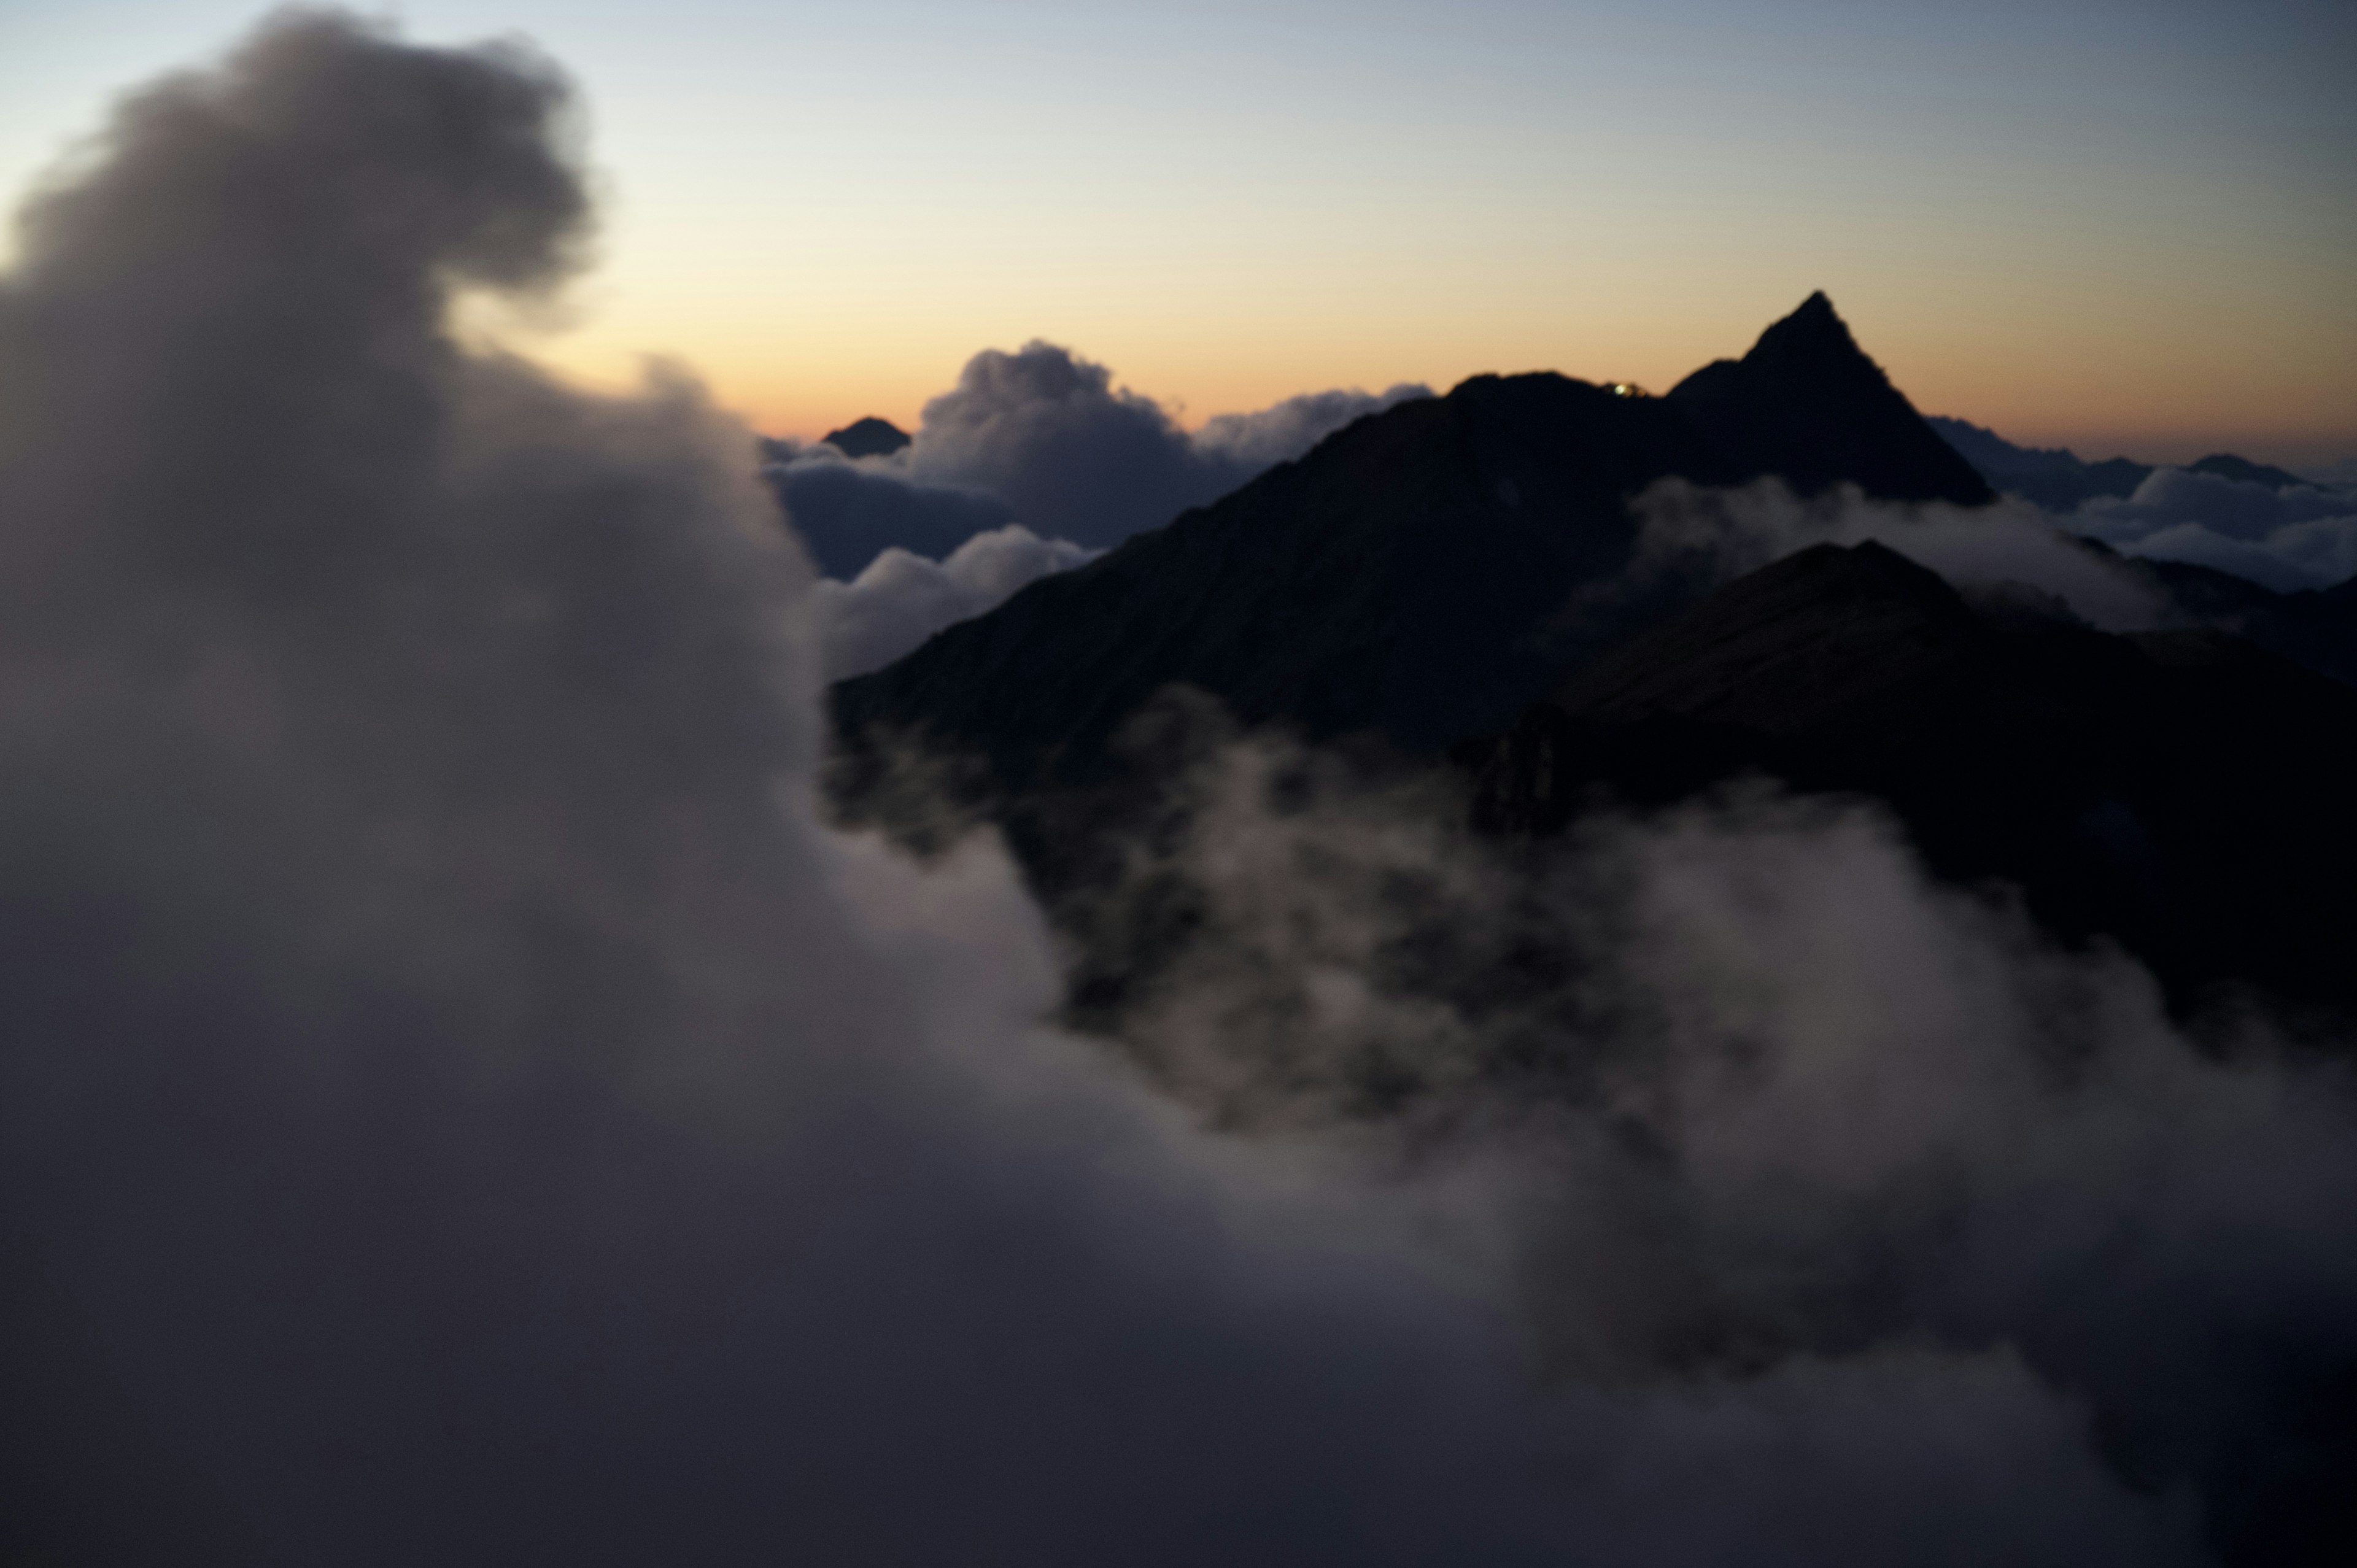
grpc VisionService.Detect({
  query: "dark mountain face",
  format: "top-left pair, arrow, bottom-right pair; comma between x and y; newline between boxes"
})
820,415 -> 912,458
2140,558 -> 2357,686
832,293 -> 1981,791
1464,541 -> 2357,1017
834,374 -> 1739,794
1668,293 -> 1994,506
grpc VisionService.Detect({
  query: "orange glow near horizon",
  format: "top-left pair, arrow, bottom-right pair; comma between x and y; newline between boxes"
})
10,1 -> 2353,471
509,254 -> 2357,469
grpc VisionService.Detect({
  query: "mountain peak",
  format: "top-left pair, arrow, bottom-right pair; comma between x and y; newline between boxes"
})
1782,289 -> 1844,330
1746,291 -> 1868,368
1666,295 -> 1993,506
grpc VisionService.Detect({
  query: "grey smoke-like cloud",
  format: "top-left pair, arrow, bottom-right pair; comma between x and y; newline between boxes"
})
0,17 -> 1590,1564
767,343 -> 1428,578
1085,725 -> 2357,1560
1,12 -> 2351,1567
1618,479 -> 2175,631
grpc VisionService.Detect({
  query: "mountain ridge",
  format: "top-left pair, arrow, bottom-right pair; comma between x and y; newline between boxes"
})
833,293 -> 1986,789
1463,539 -> 2357,1015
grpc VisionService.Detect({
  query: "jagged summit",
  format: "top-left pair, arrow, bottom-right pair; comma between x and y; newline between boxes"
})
1670,294 -> 1994,506
1760,289 -> 1846,346
821,416 -> 911,459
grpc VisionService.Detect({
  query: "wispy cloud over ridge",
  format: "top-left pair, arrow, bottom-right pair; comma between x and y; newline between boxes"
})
1614,479 -> 2175,631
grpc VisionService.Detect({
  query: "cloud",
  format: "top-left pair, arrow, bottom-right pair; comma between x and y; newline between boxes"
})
762,442 -> 1016,579
0,17 -> 1602,1563
2066,468 -> 2357,592
1086,725 -> 2357,1560
1190,382 -> 1436,471
815,523 -> 1099,679
765,344 -> 1427,577
1617,479 -> 2173,631
2,12 -> 2350,1567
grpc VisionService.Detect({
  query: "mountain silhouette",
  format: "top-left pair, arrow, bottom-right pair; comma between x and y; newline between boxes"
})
820,415 -> 911,458
1924,416 -> 2153,509
833,294 -> 1980,787
1463,541 -> 2357,1014
1925,418 -> 2334,507
1668,293 -> 1992,506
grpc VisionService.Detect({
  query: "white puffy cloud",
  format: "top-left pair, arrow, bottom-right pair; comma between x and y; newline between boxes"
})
815,523 -> 1100,679
2067,468 -> 2357,592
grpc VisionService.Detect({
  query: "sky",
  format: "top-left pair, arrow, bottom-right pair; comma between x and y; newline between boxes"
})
2,0 -> 2352,465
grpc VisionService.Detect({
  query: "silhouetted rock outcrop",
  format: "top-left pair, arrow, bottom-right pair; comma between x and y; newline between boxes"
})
820,415 -> 911,458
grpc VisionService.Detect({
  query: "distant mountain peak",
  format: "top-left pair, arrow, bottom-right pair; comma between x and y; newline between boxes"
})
821,417 -> 911,460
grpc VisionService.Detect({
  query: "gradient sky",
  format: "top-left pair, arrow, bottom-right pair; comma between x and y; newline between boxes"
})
4,0 -> 2352,465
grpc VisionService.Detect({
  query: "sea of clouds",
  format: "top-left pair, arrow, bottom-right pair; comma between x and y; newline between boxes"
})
2,14 -> 2353,1566
2065,466 -> 2357,593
